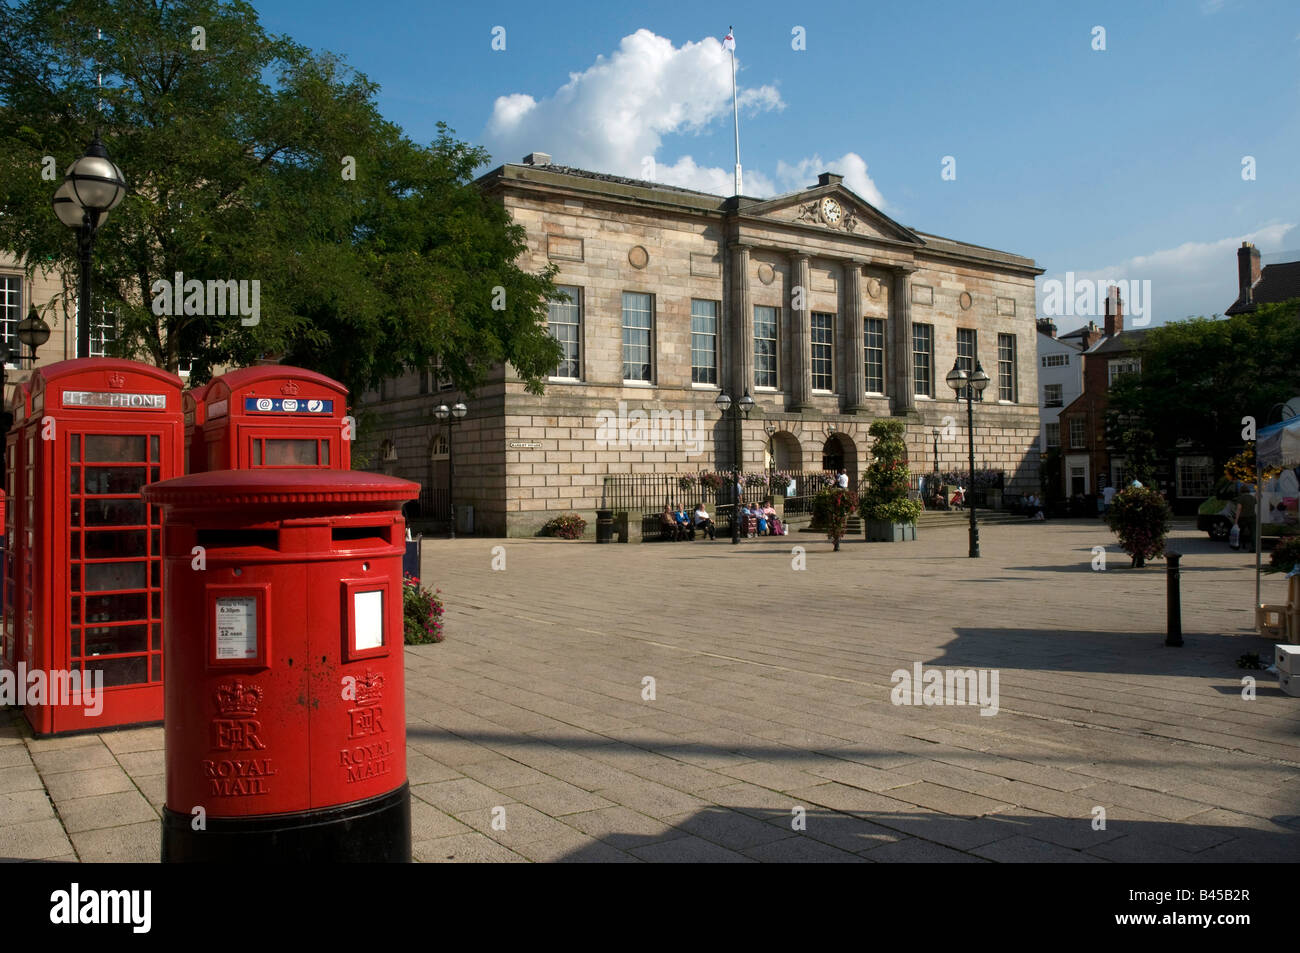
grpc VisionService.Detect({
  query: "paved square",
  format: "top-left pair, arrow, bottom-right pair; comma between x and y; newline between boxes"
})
3,518 -> 1298,862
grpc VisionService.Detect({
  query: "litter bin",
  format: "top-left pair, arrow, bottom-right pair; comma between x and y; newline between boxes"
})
144,469 -> 418,862
403,532 -> 422,581
596,509 -> 613,543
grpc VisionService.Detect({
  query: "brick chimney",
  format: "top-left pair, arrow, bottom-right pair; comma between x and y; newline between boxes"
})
817,172 -> 844,187
1104,287 -> 1123,338
1037,317 -> 1057,338
521,152 -> 552,167
1237,241 -> 1261,306
1079,321 -> 1104,350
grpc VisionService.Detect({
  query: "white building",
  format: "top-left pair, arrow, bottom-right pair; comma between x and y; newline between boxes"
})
1035,318 -> 1083,459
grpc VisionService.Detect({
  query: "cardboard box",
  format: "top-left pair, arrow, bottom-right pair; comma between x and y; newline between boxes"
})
1277,644 -> 1300,676
1280,671 -> 1300,697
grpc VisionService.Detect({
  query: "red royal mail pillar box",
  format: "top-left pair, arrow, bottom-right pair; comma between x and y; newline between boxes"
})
23,360 -> 184,735
196,366 -> 350,472
143,469 -> 417,863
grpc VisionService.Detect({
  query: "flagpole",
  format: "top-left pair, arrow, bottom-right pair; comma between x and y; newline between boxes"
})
729,25 -> 742,196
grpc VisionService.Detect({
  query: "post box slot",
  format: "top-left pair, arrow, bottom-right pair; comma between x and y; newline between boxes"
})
331,526 -> 390,546
195,529 -> 280,550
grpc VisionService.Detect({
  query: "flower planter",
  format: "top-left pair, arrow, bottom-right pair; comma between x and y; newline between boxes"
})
866,519 -> 917,542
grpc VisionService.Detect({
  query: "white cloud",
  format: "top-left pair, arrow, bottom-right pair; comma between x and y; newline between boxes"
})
775,153 -> 887,209
481,29 -> 888,205
484,29 -> 783,192
1037,223 -> 1297,327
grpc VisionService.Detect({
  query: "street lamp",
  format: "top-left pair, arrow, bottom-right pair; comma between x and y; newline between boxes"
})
52,135 -> 127,358
946,359 -> 990,557
932,426 -> 941,507
17,305 -> 51,367
765,424 -> 777,487
434,401 -> 468,539
715,389 -> 754,544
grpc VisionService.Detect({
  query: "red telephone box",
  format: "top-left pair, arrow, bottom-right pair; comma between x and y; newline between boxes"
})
182,381 -> 212,475
3,380 -> 32,679
22,359 -> 184,735
196,367 -> 350,472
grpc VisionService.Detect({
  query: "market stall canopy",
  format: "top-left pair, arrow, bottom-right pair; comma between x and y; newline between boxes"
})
1258,414 -> 1300,469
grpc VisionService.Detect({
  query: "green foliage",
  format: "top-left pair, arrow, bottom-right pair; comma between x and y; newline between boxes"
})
813,487 -> 859,544
1266,535 -> 1300,575
869,497 -> 923,524
860,419 -> 918,523
403,574 -> 444,644
539,513 -> 586,539
1106,301 -> 1300,471
1105,485 -> 1173,563
0,0 -> 561,398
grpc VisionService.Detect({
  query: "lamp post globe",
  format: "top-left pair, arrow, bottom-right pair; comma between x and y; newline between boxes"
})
17,306 -> 52,365
55,136 -> 128,359
65,138 -> 127,213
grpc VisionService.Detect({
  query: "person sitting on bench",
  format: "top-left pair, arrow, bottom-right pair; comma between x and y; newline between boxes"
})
661,506 -> 683,541
762,500 -> 782,535
673,503 -> 695,540
693,502 -> 716,540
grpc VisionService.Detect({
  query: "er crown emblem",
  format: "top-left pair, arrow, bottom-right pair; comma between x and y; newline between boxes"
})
214,680 -> 263,717
280,380 -> 301,396
107,372 -> 126,389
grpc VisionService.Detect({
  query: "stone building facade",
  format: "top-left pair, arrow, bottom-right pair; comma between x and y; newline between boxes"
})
358,156 -> 1044,537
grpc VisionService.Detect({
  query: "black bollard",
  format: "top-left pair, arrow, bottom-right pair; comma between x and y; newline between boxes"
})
1165,550 -> 1183,647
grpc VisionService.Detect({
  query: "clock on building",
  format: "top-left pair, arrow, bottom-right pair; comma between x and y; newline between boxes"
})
820,197 -> 842,224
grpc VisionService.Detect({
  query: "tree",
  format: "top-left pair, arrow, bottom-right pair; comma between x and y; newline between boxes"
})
0,0 -> 561,398
859,418 -> 923,525
813,487 -> 858,552
1105,484 -> 1173,568
1106,301 -> 1300,473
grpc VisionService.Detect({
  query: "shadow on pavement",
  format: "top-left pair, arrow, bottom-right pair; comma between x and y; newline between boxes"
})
404,726 -> 1299,862
550,803 -> 1300,862
933,627 -> 1274,676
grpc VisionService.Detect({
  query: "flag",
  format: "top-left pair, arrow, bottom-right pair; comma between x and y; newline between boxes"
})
722,30 -> 735,51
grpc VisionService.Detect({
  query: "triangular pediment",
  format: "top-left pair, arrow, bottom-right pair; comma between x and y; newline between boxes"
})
743,185 -> 923,246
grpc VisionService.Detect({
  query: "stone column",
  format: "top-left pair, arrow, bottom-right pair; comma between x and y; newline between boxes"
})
790,254 -> 811,412
843,259 -> 865,413
892,266 -> 917,414
730,243 -> 753,400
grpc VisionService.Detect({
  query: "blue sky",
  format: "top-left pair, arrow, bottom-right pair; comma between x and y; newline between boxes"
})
253,0 -> 1299,330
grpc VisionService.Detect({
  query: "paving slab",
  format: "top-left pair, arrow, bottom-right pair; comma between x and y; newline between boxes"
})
58,790 -> 158,835
0,819 -> 75,861
69,821 -> 158,863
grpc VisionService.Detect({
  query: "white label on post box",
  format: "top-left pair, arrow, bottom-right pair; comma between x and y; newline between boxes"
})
215,597 -> 258,659
354,590 -> 384,651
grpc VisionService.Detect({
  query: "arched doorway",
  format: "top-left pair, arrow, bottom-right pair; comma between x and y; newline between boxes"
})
821,433 -> 858,485
767,430 -> 802,472
425,432 -> 450,519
